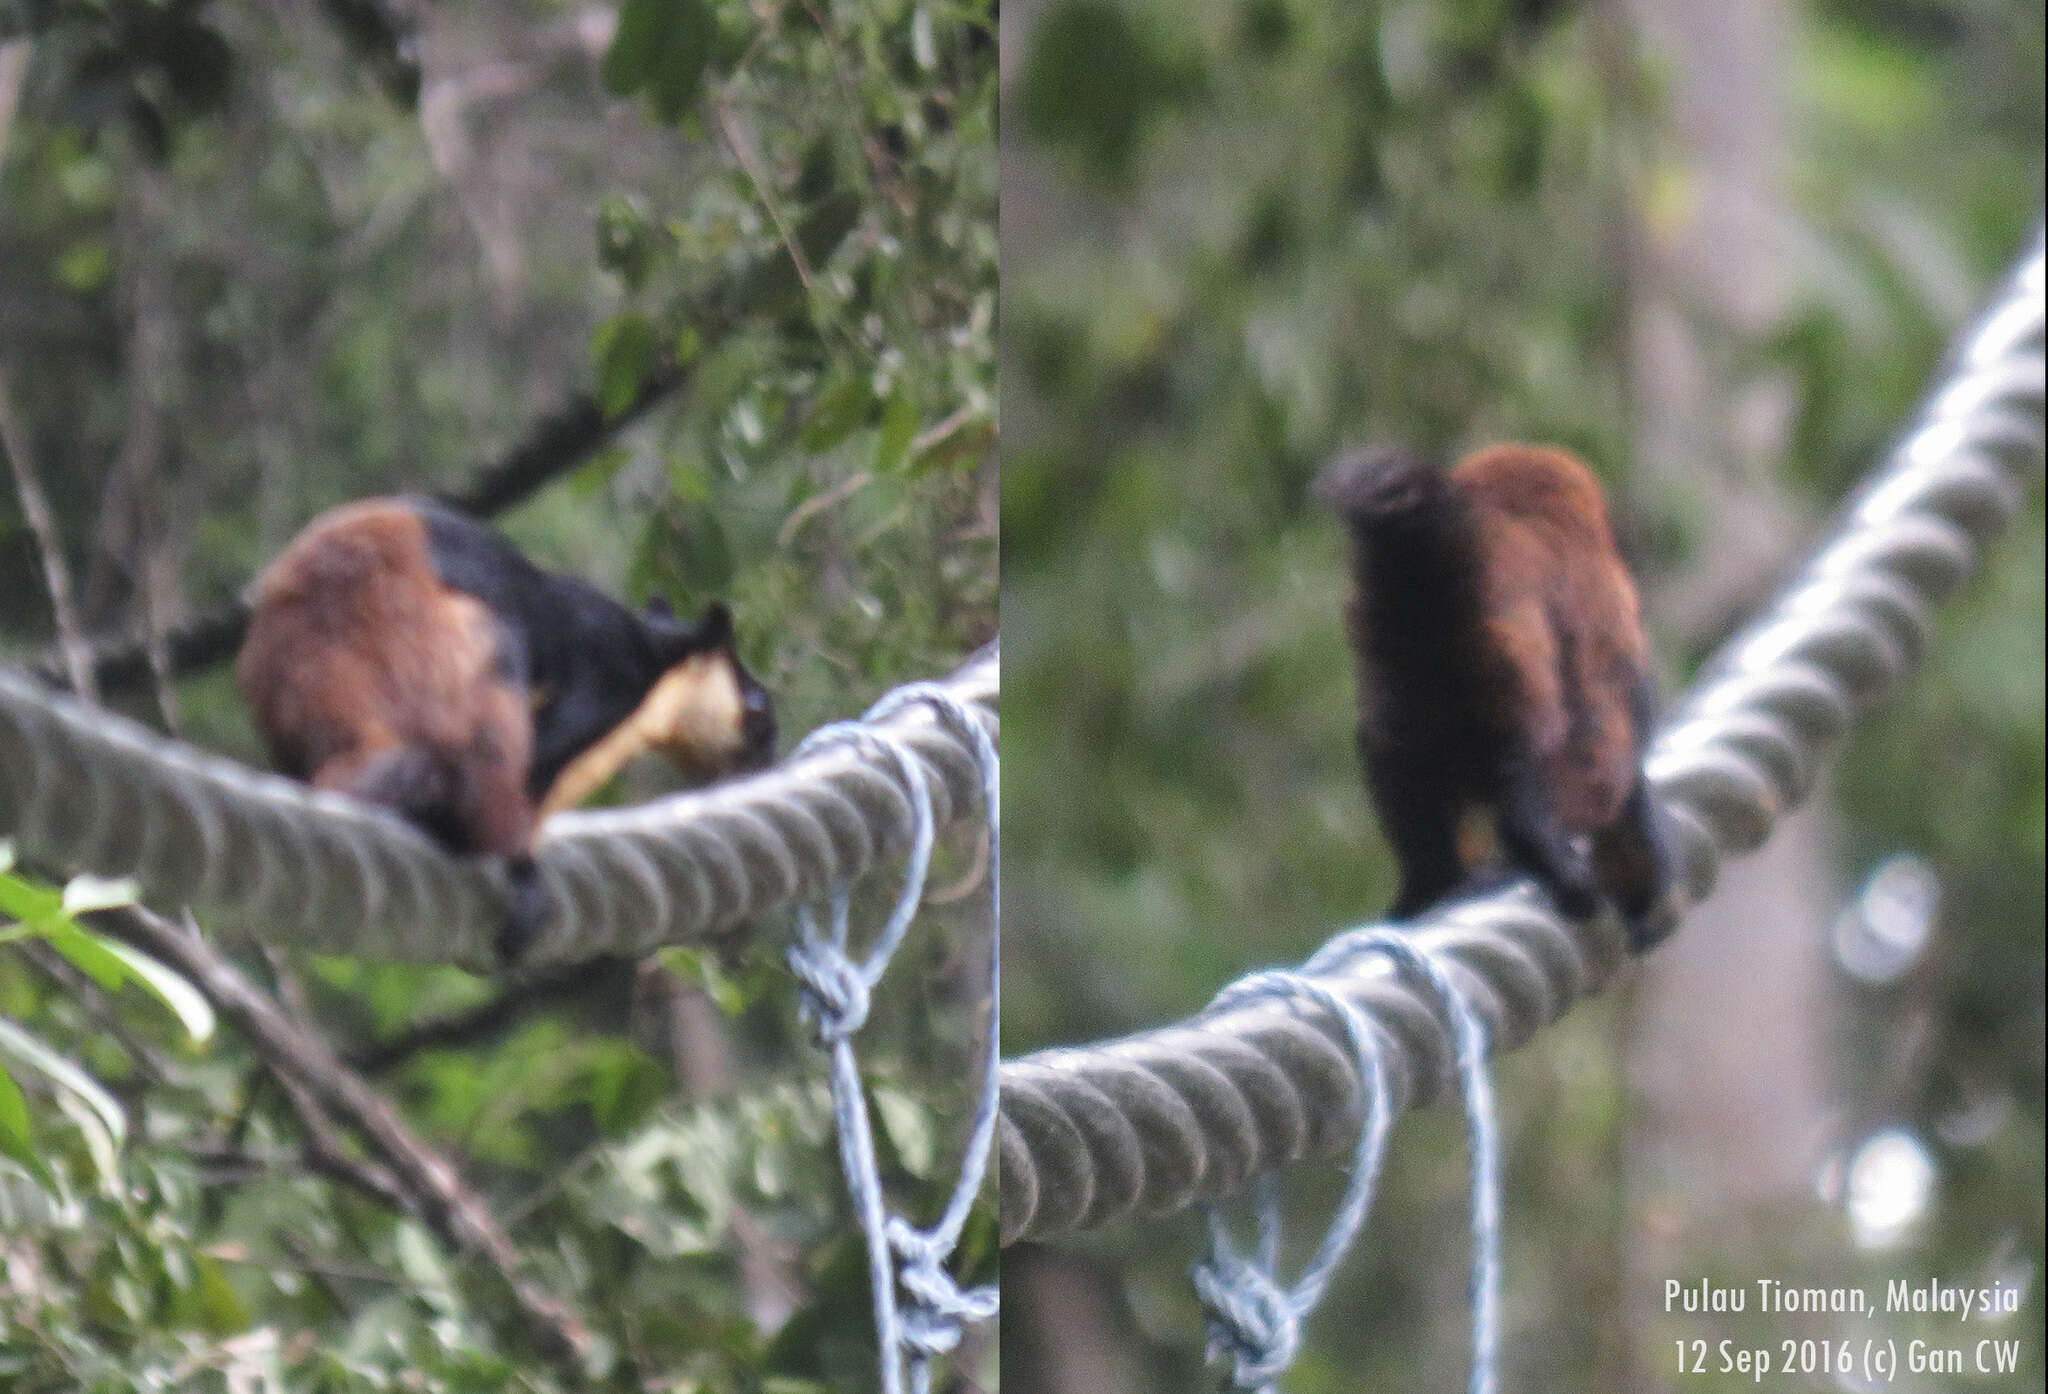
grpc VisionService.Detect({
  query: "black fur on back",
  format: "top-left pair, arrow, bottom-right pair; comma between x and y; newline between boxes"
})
1317,447 -> 1542,918
1314,448 -> 1502,776
409,496 -> 731,797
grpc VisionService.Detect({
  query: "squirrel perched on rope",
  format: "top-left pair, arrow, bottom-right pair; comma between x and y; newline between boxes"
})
1316,443 -> 1677,950
238,495 -> 776,960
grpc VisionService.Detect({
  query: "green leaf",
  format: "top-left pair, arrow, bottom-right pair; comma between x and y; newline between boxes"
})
572,443 -> 635,499
602,0 -> 669,96
0,1063 -> 32,1151
644,505 -> 734,594
801,375 -> 874,451
683,509 -> 735,592
874,392 -> 920,472
870,1084 -> 935,1177
0,872 -> 64,928
795,187 -> 862,270
53,1090 -> 119,1186
55,240 -> 114,293
0,1065 -> 55,1190
190,1255 -> 252,1335
912,411 -> 996,474
596,193 -> 653,289
666,455 -> 714,504
607,1053 -> 667,1134
100,940 -> 217,1044
0,1018 -> 126,1157
708,3 -> 760,75
394,1221 -> 457,1307
650,0 -> 718,124
1019,0 -> 1204,186
594,313 -> 659,419
45,924 -> 130,993
658,946 -> 748,1014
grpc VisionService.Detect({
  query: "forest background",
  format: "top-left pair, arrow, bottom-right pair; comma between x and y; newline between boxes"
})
0,1 -> 996,1390
1000,1 -> 2043,1391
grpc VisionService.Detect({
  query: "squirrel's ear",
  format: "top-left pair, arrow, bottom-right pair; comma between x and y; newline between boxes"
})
1312,444 -> 1439,519
698,600 -> 735,645
643,595 -> 676,621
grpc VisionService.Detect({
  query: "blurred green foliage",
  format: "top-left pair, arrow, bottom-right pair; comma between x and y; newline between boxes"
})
1003,0 -> 2040,1389
1,0 -> 993,1388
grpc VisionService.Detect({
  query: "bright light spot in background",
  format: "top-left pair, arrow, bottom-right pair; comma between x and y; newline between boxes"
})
1844,1127 -> 1936,1250
1833,854 -> 1940,984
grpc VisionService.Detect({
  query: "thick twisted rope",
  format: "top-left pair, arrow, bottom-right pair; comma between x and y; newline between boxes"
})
788,685 -> 1000,1394
997,229 -> 2046,1246
0,644 -> 996,969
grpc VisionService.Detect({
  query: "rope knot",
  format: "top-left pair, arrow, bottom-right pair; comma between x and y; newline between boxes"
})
887,1219 -> 999,1361
786,938 -> 871,1043
1192,1249 -> 1300,1392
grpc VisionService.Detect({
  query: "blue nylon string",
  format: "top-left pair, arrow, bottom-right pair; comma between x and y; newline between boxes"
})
1194,928 -> 1501,1394
1193,971 -> 1394,1393
785,683 -> 999,1394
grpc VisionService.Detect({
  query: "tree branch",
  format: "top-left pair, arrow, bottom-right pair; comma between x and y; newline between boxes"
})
0,40 -> 27,160
349,955 -> 634,1074
17,941 -> 180,1089
93,904 -> 595,1364
797,0 -> 916,221
0,362 -> 100,702
38,362 -> 689,695
270,1067 -> 417,1214
712,96 -> 815,297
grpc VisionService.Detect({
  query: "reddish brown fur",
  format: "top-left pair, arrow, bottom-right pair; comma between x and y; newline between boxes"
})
1455,444 -> 1646,833
1319,441 -> 1674,945
236,500 -> 534,856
